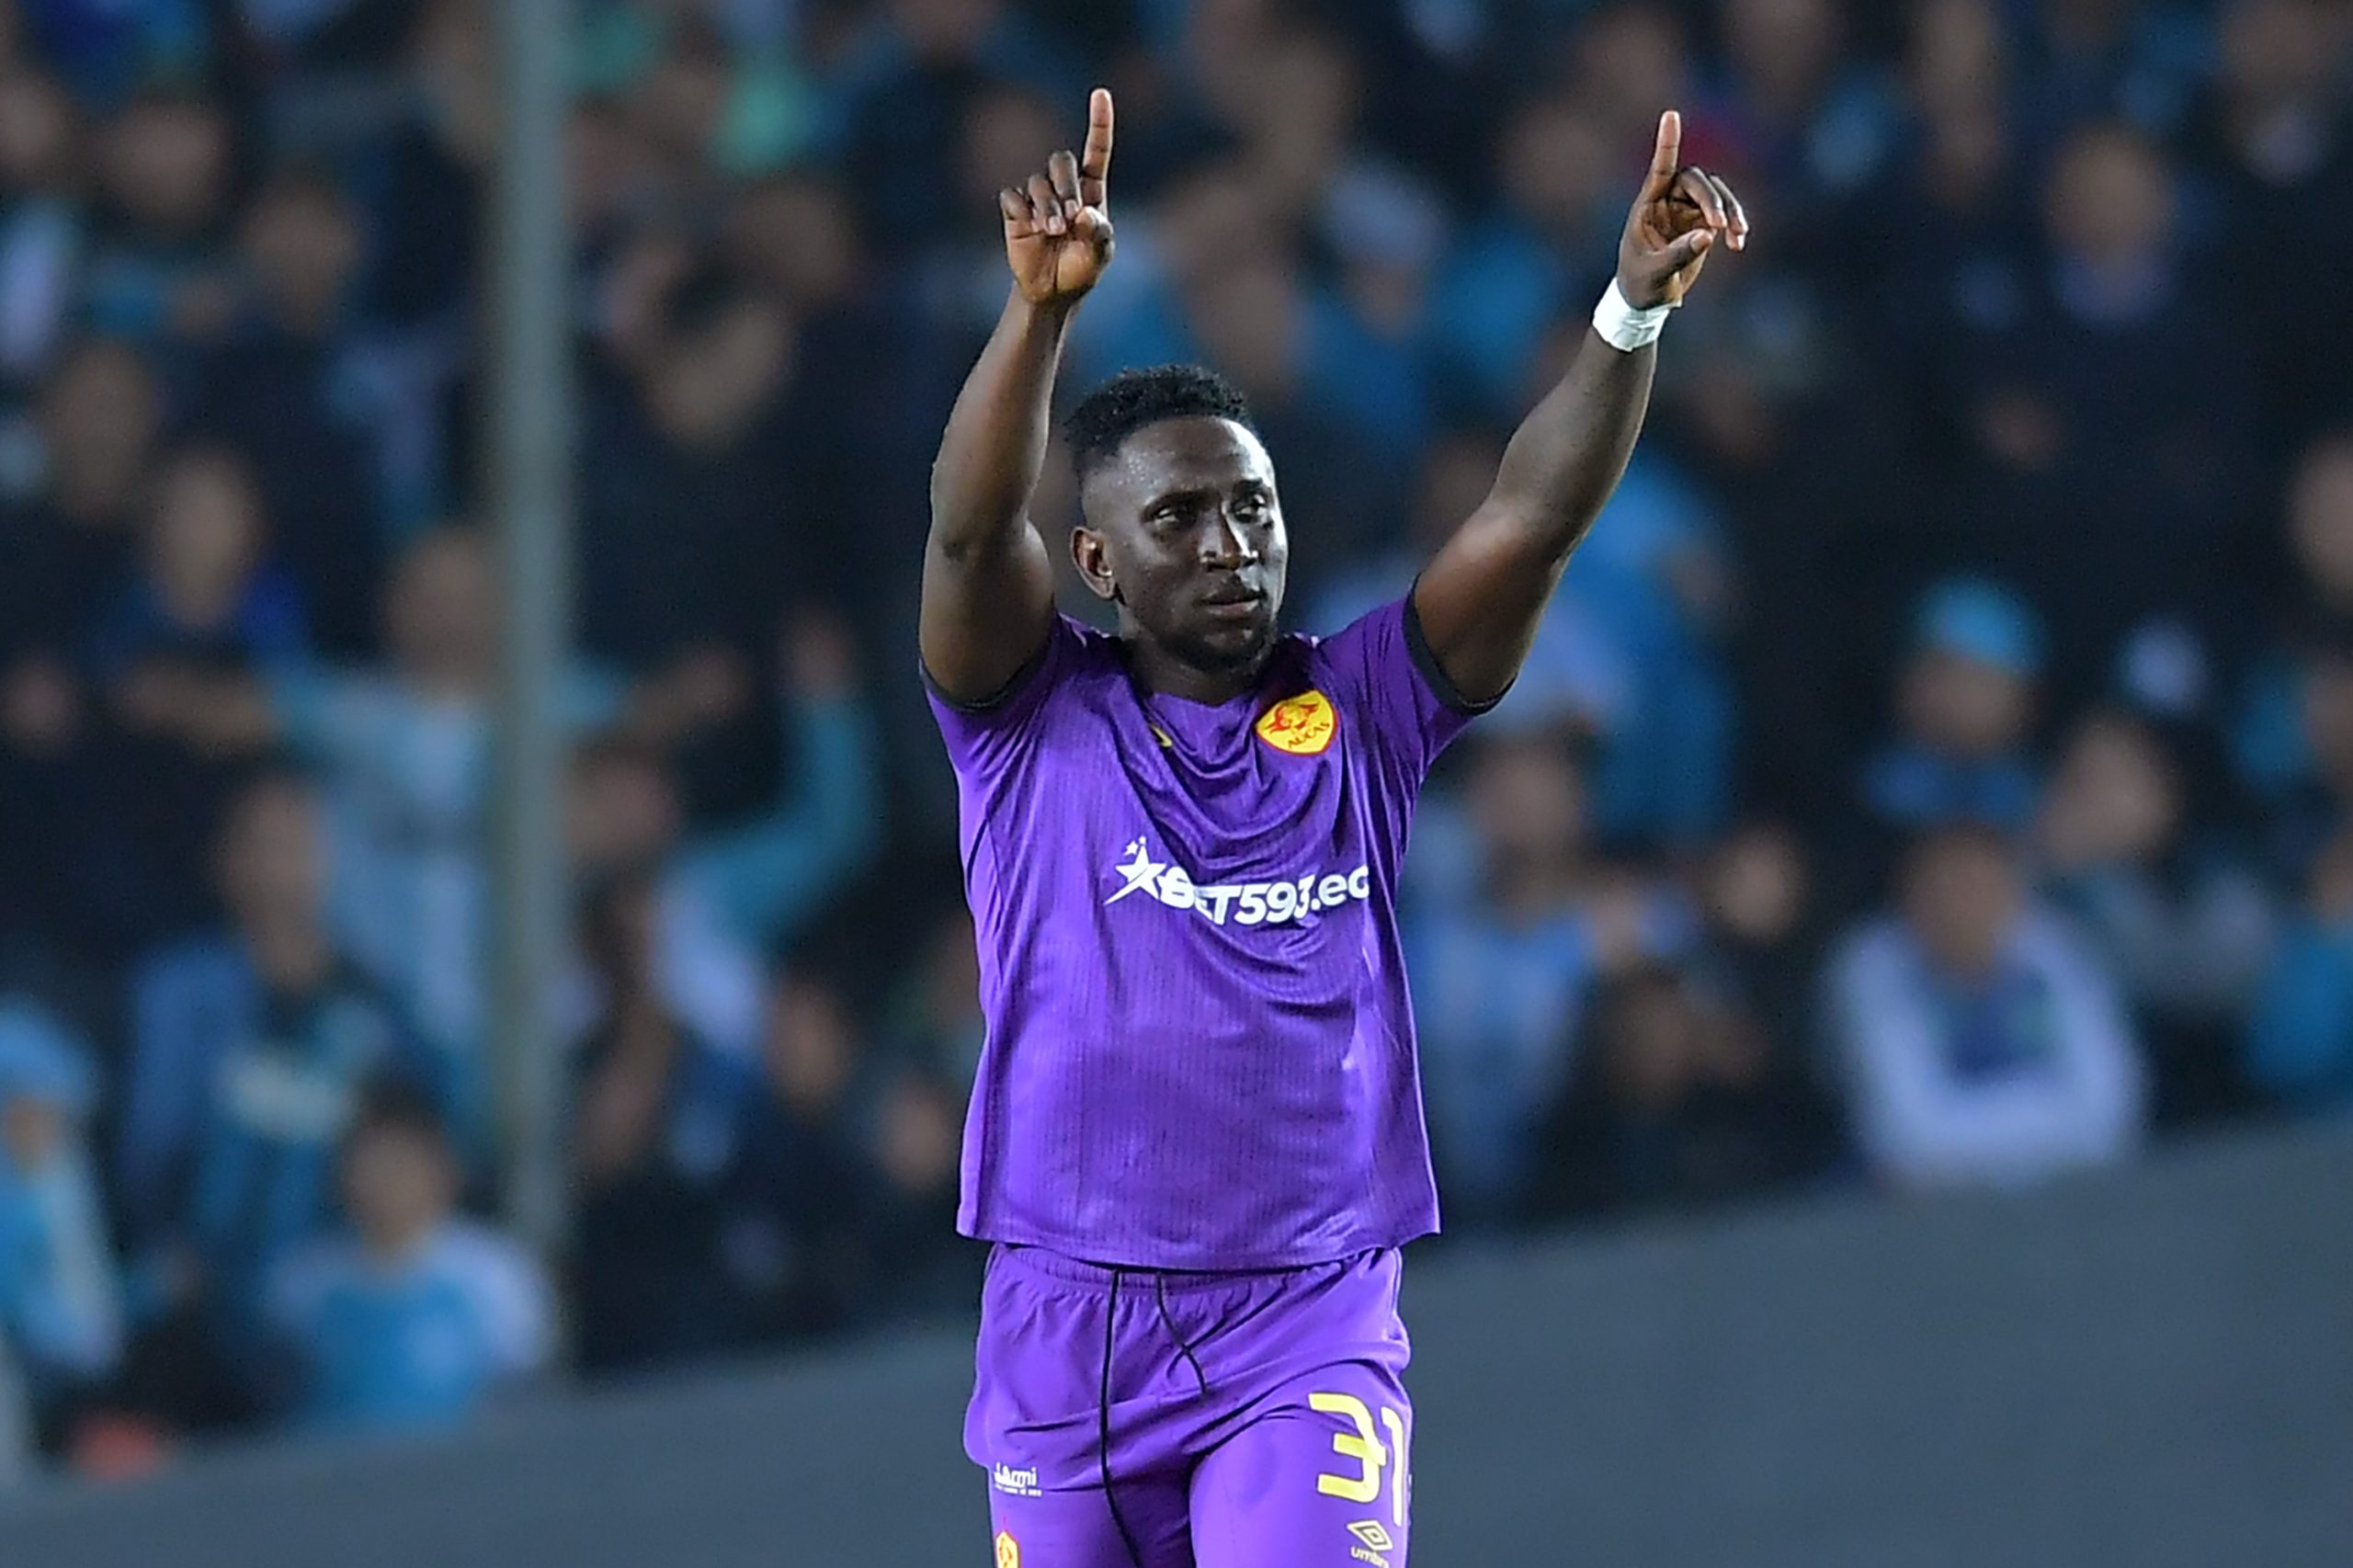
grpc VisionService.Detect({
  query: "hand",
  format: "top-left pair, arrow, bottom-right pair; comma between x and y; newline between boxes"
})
1618,111 -> 1747,310
1002,88 -> 1116,307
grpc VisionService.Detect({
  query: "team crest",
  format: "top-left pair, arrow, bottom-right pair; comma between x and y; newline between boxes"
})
1256,689 -> 1337,756
995,1530 -> 1020,1568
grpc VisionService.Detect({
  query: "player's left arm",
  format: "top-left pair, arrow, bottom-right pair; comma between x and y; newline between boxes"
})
1412,111 -> 1747,707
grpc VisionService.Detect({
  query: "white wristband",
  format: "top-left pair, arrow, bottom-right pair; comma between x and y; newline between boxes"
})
1591,278 -> 1673,352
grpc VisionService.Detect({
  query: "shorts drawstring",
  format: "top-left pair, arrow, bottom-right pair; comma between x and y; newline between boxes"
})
1100,1267 -> 1146,1567
1097,1267 -> 1216,1567
1153,1275 -> 1211,1398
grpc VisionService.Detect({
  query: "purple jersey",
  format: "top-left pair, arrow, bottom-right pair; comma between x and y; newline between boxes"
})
927,595 -> 1482,1270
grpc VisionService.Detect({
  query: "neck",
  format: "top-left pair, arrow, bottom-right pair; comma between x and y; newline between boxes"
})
361,1219 -> 437,1266
1123,637 -> 1267,705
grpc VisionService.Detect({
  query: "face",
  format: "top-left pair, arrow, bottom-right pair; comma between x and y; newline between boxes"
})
1910,0 -> 2007,116
1076,416 -> 1287,677
386,530 -> 497,683
2222,0 -> 2337,107
220,779 -> 327,924
0,68 -> 72,188
1,1096 -> 64,1172
1901,649 -> 2032,757
242,182 -> 360,329
1725,0 -> 1840,111
1599,978 -> 1705,1111
343,1123 -> 455,1248
645,296 -> 792,452
149,451 -> 262,615
40,342 -> 160,491
1708,824 -> 1808,945
2045,715 -> 2179,860
567,753 -> 681,873
763,975 -> 856,1111
2290,438 -> 2353,600
1501,97 -> 1615,235
1904,834 -> 2023,977
2046,127 -> 2174,267
104,97 -> 230,236
1466,736 -> 1587,868
726,176 -> 857,310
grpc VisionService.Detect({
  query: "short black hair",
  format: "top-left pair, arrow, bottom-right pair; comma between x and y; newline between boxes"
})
1066,364 -> 1256,481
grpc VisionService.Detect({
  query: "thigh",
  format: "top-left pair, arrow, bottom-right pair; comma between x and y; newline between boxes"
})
986,1470 -> 1192,1568
1188,1362 -> 1414,1568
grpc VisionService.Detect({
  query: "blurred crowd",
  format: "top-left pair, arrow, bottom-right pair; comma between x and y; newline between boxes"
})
0,0 -> 2349,1480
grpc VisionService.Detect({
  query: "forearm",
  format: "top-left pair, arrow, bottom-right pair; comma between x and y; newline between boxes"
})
928,289 -> 1074,559
1487,330 -> 1657,559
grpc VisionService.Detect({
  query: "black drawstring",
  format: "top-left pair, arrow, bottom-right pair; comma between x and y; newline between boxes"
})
1153,1276 -> 1211,1397
1097,1268 -> 1217,1567
1100,1267 -> 1146,1567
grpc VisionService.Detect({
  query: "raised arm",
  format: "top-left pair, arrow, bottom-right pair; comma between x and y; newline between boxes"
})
921,88 -> 1118,705
1413,111 -> 1748,707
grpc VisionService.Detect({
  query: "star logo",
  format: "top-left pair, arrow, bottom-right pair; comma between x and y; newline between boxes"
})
1104,837 -> 1167,904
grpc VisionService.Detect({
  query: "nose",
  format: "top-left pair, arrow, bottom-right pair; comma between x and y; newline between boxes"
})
1201,510 -> 1258,568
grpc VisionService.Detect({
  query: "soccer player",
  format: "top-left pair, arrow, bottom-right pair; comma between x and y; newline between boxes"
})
924,89 -> 1746,1568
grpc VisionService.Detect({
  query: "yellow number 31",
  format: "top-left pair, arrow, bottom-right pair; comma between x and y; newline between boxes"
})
1309,1392 -> 1411,1528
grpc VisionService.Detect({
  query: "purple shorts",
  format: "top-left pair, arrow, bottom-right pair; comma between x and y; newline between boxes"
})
966,1244 -> 1414,1568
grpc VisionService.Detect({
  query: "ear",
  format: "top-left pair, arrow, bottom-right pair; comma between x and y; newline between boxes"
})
1072,526 -> 1120,604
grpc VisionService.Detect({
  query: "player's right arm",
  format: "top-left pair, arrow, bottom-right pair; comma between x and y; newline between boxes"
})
921,87 -> 1117,706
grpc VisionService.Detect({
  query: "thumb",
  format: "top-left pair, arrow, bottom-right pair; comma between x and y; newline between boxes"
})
1663,227 -> 1714,270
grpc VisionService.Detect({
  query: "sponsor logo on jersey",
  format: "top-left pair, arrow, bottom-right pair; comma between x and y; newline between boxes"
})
991,1464 -> 1041,1498
1347,1519 -> 1394,1567
1105,837 -> 1370,926
1256,688 -> 1337,756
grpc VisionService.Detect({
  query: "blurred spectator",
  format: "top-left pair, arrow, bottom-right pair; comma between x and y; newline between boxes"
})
1529,963 -> 1841,1221
1408,732 -> 1688,1221
562,614 -> 884,1057
2034,710 -> 2276,1123
1425,93 -> 1619,420
1694,821 -> 1824,1059
183,170 -> 384,655
82,89 -> 237,345
2200,0 -> 2353,445
0,65 -> 85,389
266,1084 -> 551,1434
1825,824 -> 2148,1191
90,445 -> 305,682
1953,121 -> 2258,665
1859,577 -> 2045,873
2245,824 -> 2353,1115
881,907 -> 983,1089
0,338 -> 164,658
0,1002 -> 121,1440
724,968 -> 877,1345
855,1064 -> 972,1322
2234,430 -> 2353,825
117,769 -> 422,1423
568,873 -> 753,1375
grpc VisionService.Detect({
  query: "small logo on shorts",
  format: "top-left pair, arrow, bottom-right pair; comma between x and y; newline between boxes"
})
995,1529 -> 1020,1568
1347,1519 -> 1394,1567
992,1463 -> 1041,1498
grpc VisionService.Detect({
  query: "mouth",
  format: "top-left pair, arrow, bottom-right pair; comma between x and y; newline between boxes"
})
1197,582 -> 1266,618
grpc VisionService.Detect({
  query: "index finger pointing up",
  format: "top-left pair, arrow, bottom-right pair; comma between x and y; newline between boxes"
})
1080,87 -> 1114,209
1643,109 -> 1682,201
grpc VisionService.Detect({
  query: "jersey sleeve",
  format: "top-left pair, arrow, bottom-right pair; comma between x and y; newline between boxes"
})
922,613 -> 1087,782
1316,591 -> 1499,782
